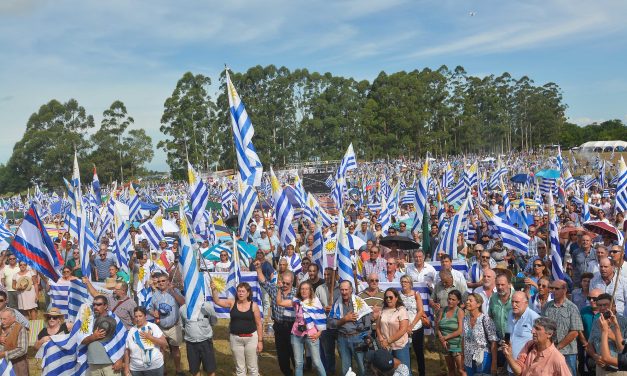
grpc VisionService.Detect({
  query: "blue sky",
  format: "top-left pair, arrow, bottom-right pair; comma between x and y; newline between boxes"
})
1,0 -> 626,171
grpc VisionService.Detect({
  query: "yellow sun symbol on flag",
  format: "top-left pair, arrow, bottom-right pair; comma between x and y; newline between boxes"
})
325,240 -> 337,254
155,214 -> 163,229
354,297 -> 365,311
188,167 -> 196,185
212,276 -> 226,293
80,306 -> 92,334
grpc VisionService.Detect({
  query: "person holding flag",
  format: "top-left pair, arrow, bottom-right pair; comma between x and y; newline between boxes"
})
124,306 -> 168,376
276,281 -> 327,376
328,280 -> 373,376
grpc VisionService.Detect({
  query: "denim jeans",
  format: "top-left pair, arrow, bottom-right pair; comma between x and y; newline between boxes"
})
564,354 -> 577,376
291,335 -> 326,376
391,342 -> 411,371
337,334 -> 366,376
319,329 -> 336,375
465,351 -> 492,376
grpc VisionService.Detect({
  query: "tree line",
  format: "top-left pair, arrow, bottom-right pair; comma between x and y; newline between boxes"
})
1,64 -> 626,193
0,100 -> 153,194
159,65 -> 625,179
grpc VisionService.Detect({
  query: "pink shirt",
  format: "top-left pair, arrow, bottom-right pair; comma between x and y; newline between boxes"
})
291,302 -> 319,337
516,341 -> 571,376
379,306 -> 409,350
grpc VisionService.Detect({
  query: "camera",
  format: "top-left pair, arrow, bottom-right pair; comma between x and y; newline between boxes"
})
297,324 -> 307,332
604,311 -> 612,320
353,333 -> 375,352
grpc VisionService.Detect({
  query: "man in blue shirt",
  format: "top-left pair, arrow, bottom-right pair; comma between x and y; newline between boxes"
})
507,291 -> 540,373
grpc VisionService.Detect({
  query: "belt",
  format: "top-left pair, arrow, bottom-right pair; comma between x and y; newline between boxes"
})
234,333 -> 254,337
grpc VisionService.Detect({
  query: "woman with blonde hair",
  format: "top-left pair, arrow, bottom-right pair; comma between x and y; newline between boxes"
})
34,307 -> 70,350
436,289 -> 465,376
376,288 -> 411,370
399,274 -> 426,376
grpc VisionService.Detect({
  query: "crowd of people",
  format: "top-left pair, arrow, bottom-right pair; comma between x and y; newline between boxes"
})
0,151 -> 624,376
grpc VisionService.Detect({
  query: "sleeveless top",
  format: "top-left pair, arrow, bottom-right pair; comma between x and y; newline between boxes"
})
439,307 -> 462,353
400,291 -> 422,331
229,301 -> 256,335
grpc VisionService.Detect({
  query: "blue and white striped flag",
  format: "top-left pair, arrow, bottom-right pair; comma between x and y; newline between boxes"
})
0,358 -> 15,376
377,191 -> 391,235
332,177 -> 345,211
127,185 -> 141,221
67,279 -> 91,322
179,201 -> 205,320
237,178 -> 258,238
583,189 -> 591,222
221,185 -> 235,218
188,162 -> 209,230
481,207 -> 529,255
442,162 -> 453,189
270,167 -> 296,249
97,198 -> 115,242
335,211 -> 354,284
325,174 -> 334,188
336,143 -> 357,179
92,166 -> 102,205
226,234 -> 242,299
49,281 -> 70,317
226,69 -> 263,186
112,207 -> 131,274
311,220 -> 325,278
615,157 -> 627,215
547,191 -> 566,280
139,209 -> 165,250
434,197 -> 469,259
563,169 -> 575,190
295,297 -> 327,331
501,183 -> 511,222
446,180 -> 467,205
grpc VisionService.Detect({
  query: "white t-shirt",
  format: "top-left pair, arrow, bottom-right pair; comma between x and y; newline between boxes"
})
126,323 -> 165,371
3,265 -> 20,292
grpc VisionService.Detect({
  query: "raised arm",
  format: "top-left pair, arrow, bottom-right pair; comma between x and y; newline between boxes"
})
82,277 -> 99,298
210,281 -> 234,309
253,302 -> 263,353
276,290 -> 292,308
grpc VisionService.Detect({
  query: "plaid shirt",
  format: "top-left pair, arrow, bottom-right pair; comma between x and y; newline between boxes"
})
362,257 -> 387,279
260,280 -> 296,323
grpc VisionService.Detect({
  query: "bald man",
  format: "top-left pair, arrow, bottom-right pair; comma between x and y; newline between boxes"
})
507,291 -> 540,373
542,280 -> 584,376
473,268 -> 496,314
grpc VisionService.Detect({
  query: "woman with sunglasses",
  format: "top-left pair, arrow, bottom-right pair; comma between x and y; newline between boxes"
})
524,258 -> 549,297
277,281 -> 326,376
34,307 -> 69,350
215,251 -> 231,272
124,306 -> 168,376
376,288 -> 411,370
530,277 -> 553,314
399,275 -> 426,376
436,290 -> 465,376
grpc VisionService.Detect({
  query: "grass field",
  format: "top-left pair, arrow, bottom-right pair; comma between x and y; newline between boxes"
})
29,319 -> 444,375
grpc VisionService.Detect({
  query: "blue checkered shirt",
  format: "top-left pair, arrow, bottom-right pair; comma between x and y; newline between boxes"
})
260,280 -> 296,323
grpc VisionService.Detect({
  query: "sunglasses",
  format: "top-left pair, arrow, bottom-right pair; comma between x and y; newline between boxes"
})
47,317 -> 59,321
538,284 -> 548,288
610,250 -> 622,254
158,280 -> 168,283
368,279 -> 379,282
481,256 -> 490,259
387,263 -> 395,265
384,296 -> 395,300
533,264 -> 544,268
93,302 -> 105,307
549,287 -> 564,290
0,299 -> 5,303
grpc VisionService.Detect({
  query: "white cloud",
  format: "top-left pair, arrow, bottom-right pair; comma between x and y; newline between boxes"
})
568,117 -> 605,126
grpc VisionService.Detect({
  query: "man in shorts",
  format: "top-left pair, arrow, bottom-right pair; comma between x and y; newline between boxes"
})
180,301 -> 218,376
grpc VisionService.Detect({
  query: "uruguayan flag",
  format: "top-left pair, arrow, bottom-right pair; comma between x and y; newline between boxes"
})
270,167 -> 296,249
139,209 -> 165,250
615,157 -> 627,214
188,162 -> 209,229
226,69 -> 263,186
206,272 -> 264,318
179,201 -> 205,320
336,143 -> 357,179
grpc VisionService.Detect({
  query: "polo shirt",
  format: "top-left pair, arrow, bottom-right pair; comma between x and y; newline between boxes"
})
488,288 -> 513,340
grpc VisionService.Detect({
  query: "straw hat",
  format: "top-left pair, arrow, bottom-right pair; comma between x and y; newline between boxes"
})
44,307 -> 65,318
16,276 -> 32,291
104,277 -> 117,290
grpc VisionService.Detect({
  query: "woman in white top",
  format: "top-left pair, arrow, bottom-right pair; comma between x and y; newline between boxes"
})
124,306 -> 168,376
399,275 -> 425,376
214,251 -> 231,272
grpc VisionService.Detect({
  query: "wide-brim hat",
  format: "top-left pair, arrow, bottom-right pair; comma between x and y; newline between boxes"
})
16,276 -> 32,291
44,307 -> 65,318
104,277 -> 117,290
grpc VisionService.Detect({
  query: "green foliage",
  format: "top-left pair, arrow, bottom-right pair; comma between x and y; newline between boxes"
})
0,99 -> 154,194
158,72 -> 216,179
90,100 -> 154,183
0,99 -> 94,193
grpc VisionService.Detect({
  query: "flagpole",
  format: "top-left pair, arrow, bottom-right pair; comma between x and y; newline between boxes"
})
254,187 -> 275,267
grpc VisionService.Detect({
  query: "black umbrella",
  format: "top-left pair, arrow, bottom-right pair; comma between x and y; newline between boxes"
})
379,235 -> 420,250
